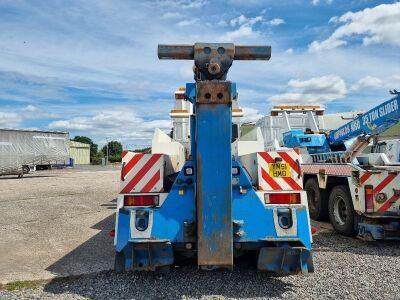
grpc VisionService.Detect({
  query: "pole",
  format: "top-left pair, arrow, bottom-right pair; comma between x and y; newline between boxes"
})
106,138 -> 109,166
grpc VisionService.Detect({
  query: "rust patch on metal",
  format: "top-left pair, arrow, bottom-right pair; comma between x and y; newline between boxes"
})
196,81 -> 232,104
158,44 -> 194,60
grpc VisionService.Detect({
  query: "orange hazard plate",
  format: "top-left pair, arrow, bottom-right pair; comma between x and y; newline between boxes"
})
269,163 -> 291,177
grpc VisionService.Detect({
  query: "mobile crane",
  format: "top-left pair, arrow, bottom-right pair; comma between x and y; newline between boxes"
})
280,93 -> 400,240
113,43 -> 314,274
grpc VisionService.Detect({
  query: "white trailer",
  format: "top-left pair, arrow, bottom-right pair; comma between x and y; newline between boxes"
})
0,129 -> 70,177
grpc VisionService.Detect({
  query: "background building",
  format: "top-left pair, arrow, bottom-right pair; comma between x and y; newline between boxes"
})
69,141 -> 90,165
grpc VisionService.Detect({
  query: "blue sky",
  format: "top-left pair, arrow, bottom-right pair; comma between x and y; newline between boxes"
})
0,0 -> 399,148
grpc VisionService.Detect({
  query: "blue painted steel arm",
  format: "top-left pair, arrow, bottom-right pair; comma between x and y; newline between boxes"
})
327,95 -> 400,145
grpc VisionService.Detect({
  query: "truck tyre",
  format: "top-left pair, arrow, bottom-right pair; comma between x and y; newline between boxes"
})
22,166 -> 30,174
307,252 -> 314,273
114,251 -> 125,274
328,185 -> 356,236
305,178 -> 328,220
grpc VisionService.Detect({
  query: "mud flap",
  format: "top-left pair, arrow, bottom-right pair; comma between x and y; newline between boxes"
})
128,242 -> 174,271
257,247 -> 313,274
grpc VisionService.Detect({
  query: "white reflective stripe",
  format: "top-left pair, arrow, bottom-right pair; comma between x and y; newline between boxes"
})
122,152 -> 136,164
123,155 -> 151,181
120,154 -> 163,193
132,160 -> 162,192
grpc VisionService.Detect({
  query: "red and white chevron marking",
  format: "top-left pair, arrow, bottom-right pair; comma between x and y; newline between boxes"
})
257,150 -> 303,191
120,151 -> 164,194
360,171 -> 400,214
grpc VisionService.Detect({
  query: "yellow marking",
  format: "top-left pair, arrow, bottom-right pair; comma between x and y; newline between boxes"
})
269,163 -> 291,178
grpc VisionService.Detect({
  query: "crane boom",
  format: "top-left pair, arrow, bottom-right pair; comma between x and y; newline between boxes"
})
327,95 -> 399,145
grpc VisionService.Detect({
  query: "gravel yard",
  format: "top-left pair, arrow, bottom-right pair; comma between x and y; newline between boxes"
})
1,168 -> 400,299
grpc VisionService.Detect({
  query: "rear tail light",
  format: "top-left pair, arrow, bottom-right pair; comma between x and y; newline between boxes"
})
124,195 -> 159,207
365,185 -> 374,212
264,193 -> 300,204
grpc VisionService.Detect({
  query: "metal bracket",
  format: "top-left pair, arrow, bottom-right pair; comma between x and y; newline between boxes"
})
196,81 -> 232,104
158,43 -> 271,80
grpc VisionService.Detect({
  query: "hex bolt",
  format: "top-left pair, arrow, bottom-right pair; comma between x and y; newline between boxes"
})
208,63 -> 221,74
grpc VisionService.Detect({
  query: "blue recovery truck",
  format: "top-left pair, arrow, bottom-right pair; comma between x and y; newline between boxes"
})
113,43 -> 314,273
279,92 -> 400,240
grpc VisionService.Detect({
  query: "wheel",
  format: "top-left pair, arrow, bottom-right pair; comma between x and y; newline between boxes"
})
307,252 -> 314,273
328,185 -> 356,236
304,178 -> 328,220
114,251 -> 125,274
22,166 -> 30,174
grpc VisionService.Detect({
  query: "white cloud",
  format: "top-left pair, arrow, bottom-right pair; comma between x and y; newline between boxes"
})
22,105 -> 38,112
285,48 -> 294,54
268,74 -> 347,103
230,15 -> 248,27
267,18 -> 285,26
309,3 -> 400,52
176,19 -> 198,27
161,12 -> 184,19
48,109 -> 172,148
351,76 -> 382,91
222,15 -> 264,41
350,74 -> 400,91
312,0 -> 333,5
217,20 -> 228,26
221,26 -> 260,41
0,112 -> 22,128
242,107 -> 262,123
152,0 -> 207,9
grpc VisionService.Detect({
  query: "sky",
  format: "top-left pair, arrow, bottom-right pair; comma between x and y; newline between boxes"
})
0,0 -> 399,149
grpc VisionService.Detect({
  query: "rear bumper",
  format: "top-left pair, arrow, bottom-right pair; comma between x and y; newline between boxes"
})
358,221 -> 400,240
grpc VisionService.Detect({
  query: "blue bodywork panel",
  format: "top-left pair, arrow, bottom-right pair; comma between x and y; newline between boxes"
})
282,130 -> 331,154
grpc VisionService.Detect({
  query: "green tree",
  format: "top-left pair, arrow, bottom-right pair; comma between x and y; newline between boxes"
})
72,136 -> 98,162
91,151 -> 104,165
102,140 -> 123,162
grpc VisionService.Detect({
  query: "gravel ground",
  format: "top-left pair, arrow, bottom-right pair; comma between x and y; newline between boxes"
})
1,232 -> 399,300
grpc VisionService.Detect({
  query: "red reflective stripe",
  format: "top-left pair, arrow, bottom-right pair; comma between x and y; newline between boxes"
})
360,172 -> 372,184
374,174 -> 397,194
259,152 -> 274,163
282,177 -> 302,190
377,195 -> 400,213
294,148 -> 300,154
261,168 -> 282,190
121,154 -> 161,193
123,153 -> 144,176
141,170 -> 161,192
278,151 -> 300,175
121,150 -> 129,158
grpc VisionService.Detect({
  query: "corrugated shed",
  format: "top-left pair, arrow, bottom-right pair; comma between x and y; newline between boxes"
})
69,141 -> 90,165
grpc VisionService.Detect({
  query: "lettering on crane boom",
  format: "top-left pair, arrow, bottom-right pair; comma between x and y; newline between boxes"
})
332,98 -> 399,142
269,163 -> 291,178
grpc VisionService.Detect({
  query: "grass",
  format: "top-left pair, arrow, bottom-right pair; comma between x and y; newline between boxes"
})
0,279 -> 47,291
